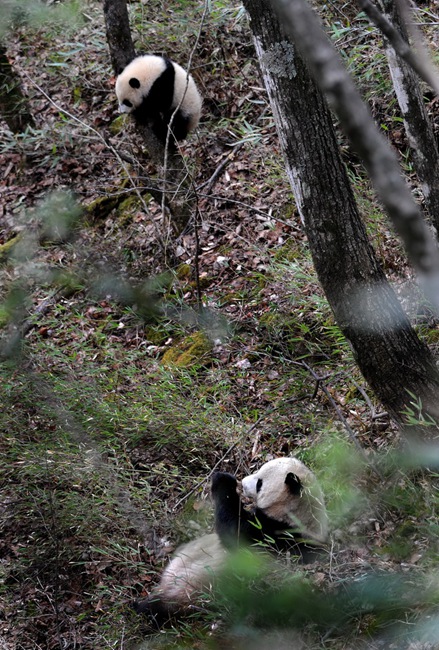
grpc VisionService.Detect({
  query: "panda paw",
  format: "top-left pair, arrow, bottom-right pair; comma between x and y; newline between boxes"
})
211,471 -> 237,495
132,597 -> 176,627
131,597 -> 151,614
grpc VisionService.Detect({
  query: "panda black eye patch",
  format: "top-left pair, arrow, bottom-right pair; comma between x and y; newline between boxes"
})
256,478 -> 262,493
122,99 -> 133,107
129,77 -> 141,89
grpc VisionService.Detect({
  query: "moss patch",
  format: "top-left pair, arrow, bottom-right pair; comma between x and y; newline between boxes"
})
161,331 -> 213,367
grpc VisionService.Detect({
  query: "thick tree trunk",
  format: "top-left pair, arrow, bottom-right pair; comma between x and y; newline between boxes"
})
378,0 -> 439,232
243,0 -> 439,432
0,45 -> 34,133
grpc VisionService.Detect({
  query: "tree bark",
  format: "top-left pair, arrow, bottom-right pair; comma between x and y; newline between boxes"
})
357,0 -> 439,95
243,0 -> 439,432
102,0 -> 136,75
371,0 -> 439,232
265,0 -> 439,309
0,44 -> 34,133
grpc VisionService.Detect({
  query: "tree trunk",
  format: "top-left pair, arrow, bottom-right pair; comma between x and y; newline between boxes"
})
378,0 -> 439,232
243,0 -> 439,432
0,44 -> 34,133
102,0 -> 135,75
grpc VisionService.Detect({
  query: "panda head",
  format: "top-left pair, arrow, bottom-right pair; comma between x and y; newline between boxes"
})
241,457 -> 328,543
115,55 -> 167,114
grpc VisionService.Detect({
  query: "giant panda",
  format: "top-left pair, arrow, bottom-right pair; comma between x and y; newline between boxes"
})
240,456 -> 328,554
133,456 -> 328,621
115,55 -> 202,145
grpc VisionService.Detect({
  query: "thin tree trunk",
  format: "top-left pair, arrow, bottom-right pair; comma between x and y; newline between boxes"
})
376,0 -> 439,231
0,44 -> 34,133
102,0 -> 135,75
243,0 -> 439,432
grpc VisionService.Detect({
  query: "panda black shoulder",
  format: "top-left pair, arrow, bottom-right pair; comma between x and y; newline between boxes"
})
141,56 -> 175,115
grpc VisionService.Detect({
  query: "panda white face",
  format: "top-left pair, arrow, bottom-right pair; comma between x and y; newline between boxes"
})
115,55 -> 168,115
242,457 -> 328,543
117,80 -> 139,114
117,77 -> 141,114
242,458 -> 303,511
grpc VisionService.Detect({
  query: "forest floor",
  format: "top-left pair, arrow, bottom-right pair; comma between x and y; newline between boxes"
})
1,1 -> 439,649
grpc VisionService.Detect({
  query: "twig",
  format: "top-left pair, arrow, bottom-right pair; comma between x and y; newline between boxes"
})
160,0 -> 210,254
349,376 -> 388,421
300,361 -> 365,453
193,200 -> 202,307
196,192 -> 302,229
22,288 -> 64,338
0,287 -> 65,360
198,142 -> 246,194
198,106 -> 270,195
298,360 -> 385,480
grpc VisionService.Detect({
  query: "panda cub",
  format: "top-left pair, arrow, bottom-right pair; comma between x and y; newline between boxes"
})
133,457 -> 327,621
115,54 -> 202,145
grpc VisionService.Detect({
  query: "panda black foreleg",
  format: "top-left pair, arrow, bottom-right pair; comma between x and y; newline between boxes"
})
155,109 -> 190,146
131,101 -> 175,149
211,471 -> 262,550
150,115 -> 175,148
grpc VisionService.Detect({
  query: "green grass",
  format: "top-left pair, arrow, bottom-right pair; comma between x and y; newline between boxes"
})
0,220 -> 363,647
2,222 -> 439,649
3,0 -> 439,646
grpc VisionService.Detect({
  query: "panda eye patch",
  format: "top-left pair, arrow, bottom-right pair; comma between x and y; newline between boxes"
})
123,99 -> 133,108
129,77 -> 141,89
256,478 -> 262,493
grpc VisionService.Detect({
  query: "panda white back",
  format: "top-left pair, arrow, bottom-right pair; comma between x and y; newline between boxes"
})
158,533 -> 227,603
242,457 -> 328,544
170,60 -> 203,131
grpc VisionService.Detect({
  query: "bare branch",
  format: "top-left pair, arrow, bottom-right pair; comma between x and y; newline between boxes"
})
365,0 -> 439,231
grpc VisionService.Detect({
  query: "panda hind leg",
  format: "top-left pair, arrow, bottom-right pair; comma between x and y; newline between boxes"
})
167,109 -> 191,142
150,111 -> 190,147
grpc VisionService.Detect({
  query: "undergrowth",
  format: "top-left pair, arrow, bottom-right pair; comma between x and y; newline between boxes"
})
2,0 -> 439,648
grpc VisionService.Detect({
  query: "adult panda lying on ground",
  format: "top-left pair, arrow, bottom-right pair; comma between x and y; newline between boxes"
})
115,54 -> 202,146
133,457 -> 328,622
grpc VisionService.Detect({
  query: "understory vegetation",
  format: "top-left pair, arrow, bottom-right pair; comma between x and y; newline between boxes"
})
1,1 -> 439,648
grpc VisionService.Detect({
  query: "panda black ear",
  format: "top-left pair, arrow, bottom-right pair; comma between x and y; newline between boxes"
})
285,472 -> 302,496
129,77 -> 141,89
